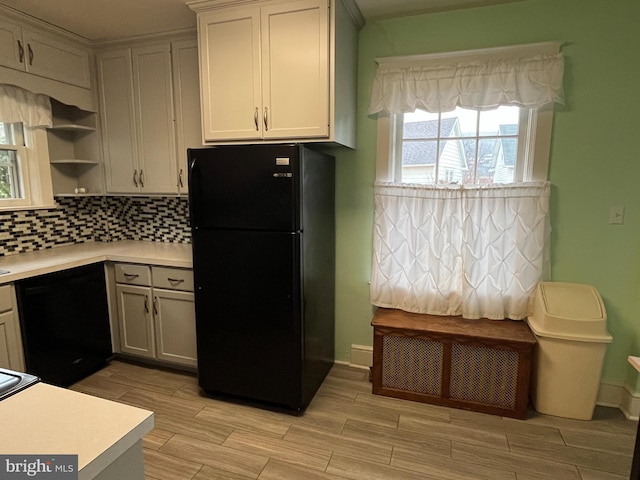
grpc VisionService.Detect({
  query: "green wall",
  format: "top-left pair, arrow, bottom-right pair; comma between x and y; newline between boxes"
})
332,0 -> 640,389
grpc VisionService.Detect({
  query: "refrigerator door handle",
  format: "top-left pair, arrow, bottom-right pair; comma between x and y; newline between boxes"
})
188,156 -> 200,226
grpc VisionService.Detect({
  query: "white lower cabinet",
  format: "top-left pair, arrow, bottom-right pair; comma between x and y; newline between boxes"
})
115,264 -> 196,367
153,289 -> 196,366
0,284 -> 24,371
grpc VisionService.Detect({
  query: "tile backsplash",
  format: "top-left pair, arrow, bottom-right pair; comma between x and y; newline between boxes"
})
0,196 -> 190,257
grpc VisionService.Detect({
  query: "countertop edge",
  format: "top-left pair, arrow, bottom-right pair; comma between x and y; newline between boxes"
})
0,241 -> 193,284
79,414 -> 154,480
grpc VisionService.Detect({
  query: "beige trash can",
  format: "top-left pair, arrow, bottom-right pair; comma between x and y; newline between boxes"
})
527,282 -> 612,420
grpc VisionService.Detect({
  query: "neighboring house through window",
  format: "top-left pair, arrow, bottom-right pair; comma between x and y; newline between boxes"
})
0,121 -> 27,201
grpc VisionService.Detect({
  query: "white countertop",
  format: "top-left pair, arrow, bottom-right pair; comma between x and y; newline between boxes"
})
0,240 -> 192,284
0,383 -> 153,480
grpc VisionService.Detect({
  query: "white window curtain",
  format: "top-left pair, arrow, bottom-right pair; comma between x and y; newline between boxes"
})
370,182 -> 551,320
0,84 -> 52,127
368,47 -> 564,115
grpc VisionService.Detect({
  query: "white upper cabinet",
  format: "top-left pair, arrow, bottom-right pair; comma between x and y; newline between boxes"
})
132,44 -> 178,194
172,39 -> 203,194
97,49 -> 139,194
98,44 -> 178,194
198,7 -> 262,141
261,0 -> 329,140
191,0 -> 363,148
0,17 -> 91,89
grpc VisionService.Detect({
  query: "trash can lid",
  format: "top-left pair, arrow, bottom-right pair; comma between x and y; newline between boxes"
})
527,282 -> 612,342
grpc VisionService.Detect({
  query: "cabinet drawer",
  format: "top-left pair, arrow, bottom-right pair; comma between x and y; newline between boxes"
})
115,264 -> 151,286
0,285 -> 11,313
152,267 -> 194,292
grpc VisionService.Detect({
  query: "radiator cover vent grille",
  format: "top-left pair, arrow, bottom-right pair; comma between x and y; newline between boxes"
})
381,335 -> 443,396
449,343 -> 519,408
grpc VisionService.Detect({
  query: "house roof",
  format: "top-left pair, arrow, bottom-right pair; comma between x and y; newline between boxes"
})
403,117 -> 457,139
402,117 -> 458,166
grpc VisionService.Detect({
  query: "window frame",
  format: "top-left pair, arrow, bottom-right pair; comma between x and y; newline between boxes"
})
0,122 -> 54,211
376,104 -> 554,184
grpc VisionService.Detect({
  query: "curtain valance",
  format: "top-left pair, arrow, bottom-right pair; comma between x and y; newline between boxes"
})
368,48 -> 565,115
0,84 -> 52,127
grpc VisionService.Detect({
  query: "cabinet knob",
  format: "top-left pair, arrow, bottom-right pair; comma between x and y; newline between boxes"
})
178,169 -> 184,188
139,170 -> 145,187
263,107 -> 269,131
27,43 -> 33,66
254,107 -> 259,131
144,295 -> 149,314
133,170 -> 139,187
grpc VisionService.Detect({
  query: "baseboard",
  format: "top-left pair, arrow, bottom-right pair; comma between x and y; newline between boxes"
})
349,344 -> 373,369
597,380 -> 640,420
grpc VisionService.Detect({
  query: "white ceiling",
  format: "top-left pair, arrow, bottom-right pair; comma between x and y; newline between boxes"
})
0,0 -> 522,42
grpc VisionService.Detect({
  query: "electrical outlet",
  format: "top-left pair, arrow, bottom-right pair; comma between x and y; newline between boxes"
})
609,205 -> 624,225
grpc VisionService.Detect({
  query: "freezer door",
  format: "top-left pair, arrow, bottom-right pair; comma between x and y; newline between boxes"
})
188,145 -> 301,231
192,229 -> 303,408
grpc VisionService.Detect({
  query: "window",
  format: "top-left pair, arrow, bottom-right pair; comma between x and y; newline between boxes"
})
383,105 -> 551,184
399,106 -> 525,185
0,84 -> 54,210
0,122 -> 27,200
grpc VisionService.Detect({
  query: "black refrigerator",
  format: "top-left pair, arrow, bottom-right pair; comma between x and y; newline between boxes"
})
188,144 -> 335,411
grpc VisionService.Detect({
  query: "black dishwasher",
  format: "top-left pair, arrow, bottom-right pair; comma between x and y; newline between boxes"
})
16,263 -> 113,386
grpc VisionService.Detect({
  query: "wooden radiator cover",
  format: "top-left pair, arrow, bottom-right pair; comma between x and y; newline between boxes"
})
371,308 -> 536,419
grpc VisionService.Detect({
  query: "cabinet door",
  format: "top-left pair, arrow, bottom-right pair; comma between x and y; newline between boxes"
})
132,44 -> 178,194
0,18 -> 23,71
22,29 -> 91,88
261,0 -> 329,140
0,312 -> 15,369
172,39 -> 202,194
0,310 -> 21,371
153,289 -> 197,367
198,7 -> 262,141
98,49 -> 139,194
116,284 -> 155,359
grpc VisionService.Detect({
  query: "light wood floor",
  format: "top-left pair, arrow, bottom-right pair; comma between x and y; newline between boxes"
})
70,360 -> 636,480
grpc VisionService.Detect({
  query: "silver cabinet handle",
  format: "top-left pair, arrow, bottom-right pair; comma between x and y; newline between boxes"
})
17,40 -> 24,63
123,272 -> 139,280
254,107 -> 259,131
263,107 -> 269,131
167,277 -> 185,285
27,43 -> 33,65
178,169 -> 184,188
144,295 -> 149,314
133,170 -> 138,187
139,169 -> 145,187
153,296 -> 159,316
